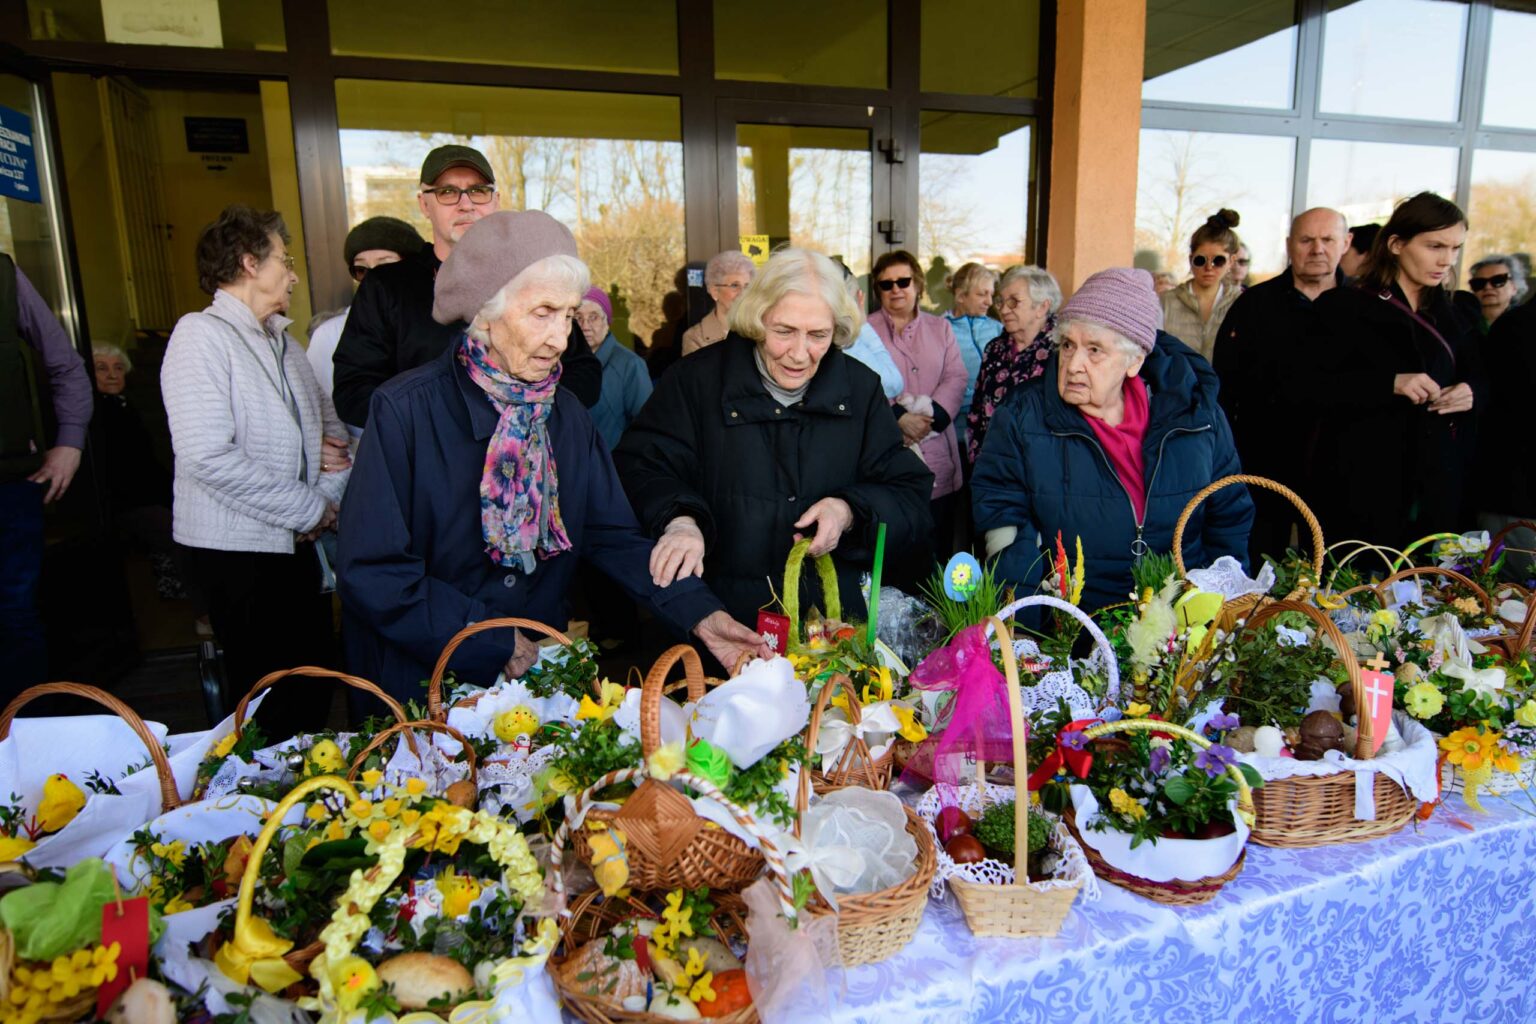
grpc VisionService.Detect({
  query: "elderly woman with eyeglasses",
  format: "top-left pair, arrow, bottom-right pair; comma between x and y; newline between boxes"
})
870,249 -> 968,559
1161,209 -> 1244,363
972,268 -> 1252,613
615,247 -> 932,635
162,204 -> 353,739
965,265 -> 1061,464
337,211 -> 765,698
682,250 -> 756,356
1464,255 -> 1527,333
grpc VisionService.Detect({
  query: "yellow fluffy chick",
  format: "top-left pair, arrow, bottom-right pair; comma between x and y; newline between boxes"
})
586,823 -> 630,898
435,868 -> 482,919
493,704 -> 540,744
330,955 -> 381,1013
307,739 -> 346,774
37,774 -> 86,833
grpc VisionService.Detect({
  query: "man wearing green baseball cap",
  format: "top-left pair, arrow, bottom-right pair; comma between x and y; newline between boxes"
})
332,143 -> 600,426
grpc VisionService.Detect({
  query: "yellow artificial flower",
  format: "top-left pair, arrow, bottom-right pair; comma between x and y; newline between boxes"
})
1107,788 -> 1146,821
1516,700 -> 1536,729
684,947 -> 707,979
405,777 -> 427,796
1124,702 -> 1151,718
380,798 -> 402,817
400,808 -> 422,828
208,732 -> 238,759
1442,727 -> 1497,772
1453,596 -> 1481,615
891,703 -> 928,743
688,971 -> 716,1004
576,680 -> 627,723
1070,536 -> 1086,606
150,840 -> 187,867
0,835 -> 35,861
346,800 -> 373,820
647,740 -> 687,782
322,820 -> 346,843
661,890 -> 693,941
330,956 -> 380,1014
305,802 -> 329,822
1403,682 -> 1445,720
1368,609 -> 1400,638
367,820 -> 392,842
360,768 -> 384,789
162,894 -> 195,915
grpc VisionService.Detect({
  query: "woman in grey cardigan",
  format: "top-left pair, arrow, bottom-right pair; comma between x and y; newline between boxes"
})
162,205 -> 351,739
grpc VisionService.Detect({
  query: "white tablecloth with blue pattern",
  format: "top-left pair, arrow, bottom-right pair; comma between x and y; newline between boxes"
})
823,793 -> 1536,1023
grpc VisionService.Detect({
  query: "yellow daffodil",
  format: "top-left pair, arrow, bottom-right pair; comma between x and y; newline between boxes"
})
1442,727 -> 1496,772
380,797 -> 402,817
1107,788 -> 1146,820
405,777 -> 427,796
1403,682 -> 1445,720
1124,702 -> 1151,718
360,768 -> 384,789
367,820 -> 391,842
647,740 -> 687,782
305,802 -> 329,822
347,799 -> 373,820
891,703 -> 928,743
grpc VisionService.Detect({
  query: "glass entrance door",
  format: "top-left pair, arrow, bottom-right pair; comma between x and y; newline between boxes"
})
716,101 -> 894,279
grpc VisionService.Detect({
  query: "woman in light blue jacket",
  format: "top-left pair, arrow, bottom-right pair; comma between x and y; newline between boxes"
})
944,262 -> 1004,454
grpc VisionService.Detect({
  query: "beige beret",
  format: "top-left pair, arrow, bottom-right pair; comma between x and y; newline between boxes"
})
431,210 -> 580,325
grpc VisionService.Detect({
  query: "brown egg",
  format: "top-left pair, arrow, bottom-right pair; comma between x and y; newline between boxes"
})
945,834 -> 986,864
936,806 -> 973,843
444,780 -> 477,808
1225,726 -> 1258,753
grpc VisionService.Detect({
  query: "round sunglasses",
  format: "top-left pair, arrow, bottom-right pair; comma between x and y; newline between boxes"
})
1191,254 -> 1229,269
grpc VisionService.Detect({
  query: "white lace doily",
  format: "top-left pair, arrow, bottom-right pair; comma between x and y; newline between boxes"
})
476,745 -> 560,822
203,732 -> 363,800
1187,556 -> 1277,602
915,783 -> 1099,902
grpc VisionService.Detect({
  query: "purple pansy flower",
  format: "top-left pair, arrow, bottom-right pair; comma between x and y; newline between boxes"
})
1208,711 -> 1240,731
1148,745 -> 1171,774
1060,730 -> 1088,751
1194,743 -> 1237,778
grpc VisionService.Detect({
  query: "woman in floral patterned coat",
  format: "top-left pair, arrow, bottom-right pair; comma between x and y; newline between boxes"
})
965,265 -> 1062,464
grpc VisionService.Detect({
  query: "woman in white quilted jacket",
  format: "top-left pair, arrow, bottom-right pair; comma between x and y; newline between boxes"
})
162,205 -> 352,740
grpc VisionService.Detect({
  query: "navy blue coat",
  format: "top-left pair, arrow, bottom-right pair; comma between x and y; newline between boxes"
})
971,332 -> 1253,612
336,346 -> 721,700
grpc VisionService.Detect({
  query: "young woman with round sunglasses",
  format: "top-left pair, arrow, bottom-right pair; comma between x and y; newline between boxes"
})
1160,209 -> 1243,364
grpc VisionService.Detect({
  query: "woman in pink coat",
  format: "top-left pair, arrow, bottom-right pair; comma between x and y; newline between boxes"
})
869,250 -> 969,562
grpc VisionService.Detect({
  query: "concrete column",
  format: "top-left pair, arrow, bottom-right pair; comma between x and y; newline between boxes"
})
1047,0 -> 1147,295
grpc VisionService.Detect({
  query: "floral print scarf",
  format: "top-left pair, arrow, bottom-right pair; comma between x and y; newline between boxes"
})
965,316 -> 1056,463
458,332 -> 571,570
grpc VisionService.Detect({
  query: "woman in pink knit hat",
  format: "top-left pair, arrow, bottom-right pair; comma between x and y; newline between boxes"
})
971,267 -> 1253,612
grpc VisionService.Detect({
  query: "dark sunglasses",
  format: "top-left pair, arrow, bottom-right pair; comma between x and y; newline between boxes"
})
1471,273 -> 1511,291
1191,254 -> 1229,269
350,264 -> 370,282
877,276 -> 914,292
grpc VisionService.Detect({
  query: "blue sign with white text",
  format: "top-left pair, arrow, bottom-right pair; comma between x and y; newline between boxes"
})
0,106 -> 41,204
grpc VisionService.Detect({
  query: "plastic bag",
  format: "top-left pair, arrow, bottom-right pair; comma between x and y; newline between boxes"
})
865,585 -> 942,668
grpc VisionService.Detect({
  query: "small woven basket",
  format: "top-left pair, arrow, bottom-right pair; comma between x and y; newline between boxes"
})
549,766 -> 800,1024
1061,717 -> 1254,906
805,674 -> 894,793
1238,600 -> 1416,847
0,681 -> 182,812
782,537 -> 843,649
1173,473 -> 1325,631
569,645 -> 765,893
345,719 -> 478,793
944,606 -> 1100,938
0,923 -> 95,1022
231,667 -> 409,745
796,679 -> 932,965
426,616 -> 580,721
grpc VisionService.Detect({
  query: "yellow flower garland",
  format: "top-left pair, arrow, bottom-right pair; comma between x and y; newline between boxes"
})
307,807 -> 556,1024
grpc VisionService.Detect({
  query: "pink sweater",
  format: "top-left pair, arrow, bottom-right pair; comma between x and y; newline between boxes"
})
870,309 -> 968,497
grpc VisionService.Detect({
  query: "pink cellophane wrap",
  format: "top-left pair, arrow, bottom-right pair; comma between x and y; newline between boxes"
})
899,624 -> 1017,789
742,877 -> 841,1023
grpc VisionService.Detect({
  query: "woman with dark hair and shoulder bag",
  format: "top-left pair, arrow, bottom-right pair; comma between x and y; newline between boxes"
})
1304,191 -> 1485,547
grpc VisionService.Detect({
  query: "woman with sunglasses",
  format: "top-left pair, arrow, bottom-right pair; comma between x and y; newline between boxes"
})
1304,192 -> 1485,547
1161,209 -> 1243,363
869,249 -> 969,563
1462,255 -> 1527,334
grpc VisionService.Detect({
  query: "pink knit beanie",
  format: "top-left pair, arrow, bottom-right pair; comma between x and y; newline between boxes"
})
581,286 -> 613,323
1057,268 -> 1161,353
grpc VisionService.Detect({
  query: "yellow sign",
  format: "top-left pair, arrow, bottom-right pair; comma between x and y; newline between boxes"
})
739,234 -> 770,266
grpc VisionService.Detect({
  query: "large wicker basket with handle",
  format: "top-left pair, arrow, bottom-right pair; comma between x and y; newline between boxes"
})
569,645 -> 766,892
231,667 -> 409,744
549,765 -> 799,1024
1238,600 -> 1416,847
426,616 -> 580,721
796,677 -> 932,965
1173,474 -> 1325,628
937,601 -> 1105,938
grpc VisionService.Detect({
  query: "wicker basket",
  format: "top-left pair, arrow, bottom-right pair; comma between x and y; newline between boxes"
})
782,537 -> 843,649
1060,717 -> 1254,906
0,681 -> 182,811
426,616 -> 580,721
1322,540 -> 1410,592
0,924 -> 96,1023
549,767 -> 800,1024
796,682 -> 932,965
1173,473 -> 1326,631
1239,601 -> 1416,847
934,612 -> 1097,937
345,719 -> 477,794
231,667 -> 409,745
805,674 -> 894,793
569,645 -> 765,893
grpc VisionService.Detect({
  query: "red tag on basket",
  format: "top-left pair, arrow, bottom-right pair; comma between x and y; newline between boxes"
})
98,896 -> 150,1016
756,611 -> 790,655
1361,654 -> 1396,756
634,933 -> 652,974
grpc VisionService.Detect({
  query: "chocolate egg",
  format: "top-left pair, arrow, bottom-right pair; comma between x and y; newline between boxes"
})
1294,710 -> 1346,761
936,806 -> 973,843
945,834 -> 986,864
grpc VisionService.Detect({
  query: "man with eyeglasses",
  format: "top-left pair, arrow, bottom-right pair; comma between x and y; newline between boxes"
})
305,216 -> 422,420
1213,207 -> 1351,565
331,144 -> 601,427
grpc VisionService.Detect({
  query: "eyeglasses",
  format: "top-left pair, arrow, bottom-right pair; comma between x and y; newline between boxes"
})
421,184 -> 496,206
575,313 -> 607,327
877,276 -> 913,292
1234,258 -> 1251,267
1000,297 -> 1031,311
1191,254 -> 1229,269
273,252 -> 296,271
1471,273 -> 1511,291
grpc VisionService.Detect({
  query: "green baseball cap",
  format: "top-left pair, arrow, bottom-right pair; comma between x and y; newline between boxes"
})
419,144 -> 495,186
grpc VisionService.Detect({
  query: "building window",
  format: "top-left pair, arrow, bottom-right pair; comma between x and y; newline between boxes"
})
1318,0 -> 1467,122
1482,2 -> 1536,130
920,0 -> 1042,98
917,112 -> 1034,291
336,80 -> 684,347
1143,0 -> 1300,110
27,0 -> 285,49
714,0 -> 887,88
1306,139 -> 1459,223
1466,149 -> 1536,274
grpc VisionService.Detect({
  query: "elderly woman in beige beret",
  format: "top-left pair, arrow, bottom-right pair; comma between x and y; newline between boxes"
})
336,210 -> 764,699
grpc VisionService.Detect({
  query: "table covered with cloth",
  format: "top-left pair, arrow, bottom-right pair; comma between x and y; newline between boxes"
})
819,792 -> 1536,1023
